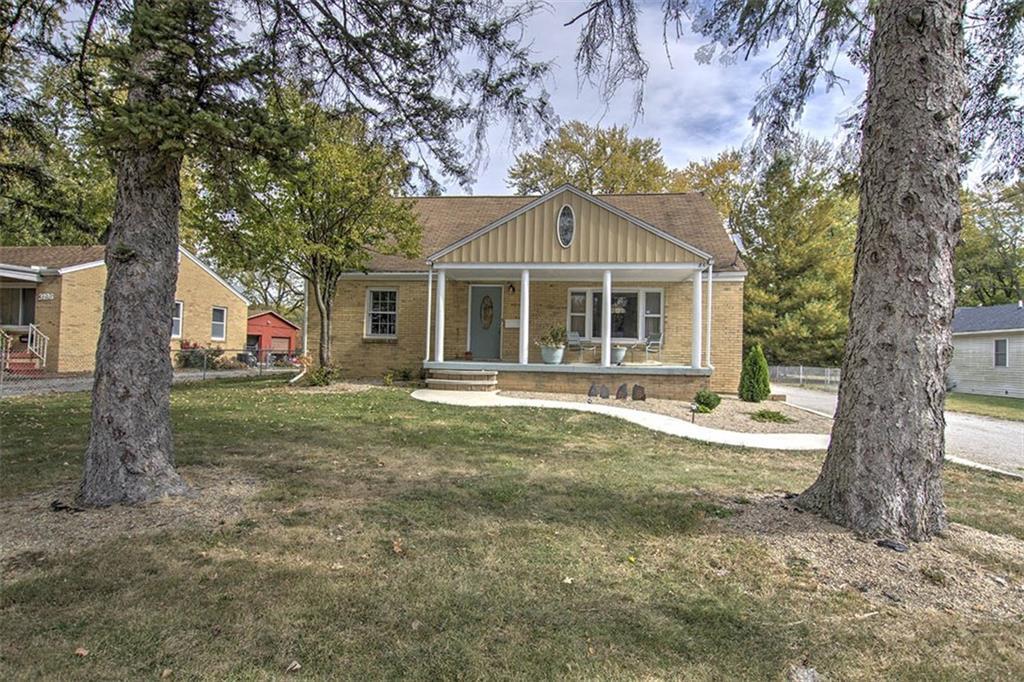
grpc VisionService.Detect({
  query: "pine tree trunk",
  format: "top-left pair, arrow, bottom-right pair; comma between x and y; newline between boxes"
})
77,7 -> 189,506
797,0 -> 966,541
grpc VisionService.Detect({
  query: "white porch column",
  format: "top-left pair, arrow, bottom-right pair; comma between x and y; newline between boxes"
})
423,266 -> 433,362
705,262 -> 713,368
433,269 -> 446,363
691,267 -> 703,368
518,269 -> 530,364
601,269 -> 612,367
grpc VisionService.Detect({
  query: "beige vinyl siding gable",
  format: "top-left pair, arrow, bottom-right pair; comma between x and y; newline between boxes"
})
949,331 -> 1024,398
436,190 -> 704,265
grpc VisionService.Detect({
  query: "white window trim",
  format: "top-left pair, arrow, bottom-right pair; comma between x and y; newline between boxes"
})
994,338 -> 1009,368
171,300 -> 184,339
211,306 -> 227,342
565,287 -> 664,343
557,204 -> 576,248
364,288 -> 399,339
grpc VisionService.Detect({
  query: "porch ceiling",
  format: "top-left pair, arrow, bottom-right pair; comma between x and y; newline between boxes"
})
436,263 -> 701,282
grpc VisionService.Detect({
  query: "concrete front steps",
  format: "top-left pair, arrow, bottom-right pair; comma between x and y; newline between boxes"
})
425,369 -> 498,392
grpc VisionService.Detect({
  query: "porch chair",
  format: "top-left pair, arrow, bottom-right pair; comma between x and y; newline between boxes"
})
566,331 -> 598,362
642,332 -> 663,363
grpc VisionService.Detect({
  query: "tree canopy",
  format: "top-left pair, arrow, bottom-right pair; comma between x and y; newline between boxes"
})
956,183 -> 1024,306
191,98 -> 420,366
507,121 -> 671,194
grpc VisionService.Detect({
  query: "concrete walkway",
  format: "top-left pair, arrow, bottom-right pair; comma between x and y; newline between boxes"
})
780,385 -> 1024,476
411,389 -> 830,451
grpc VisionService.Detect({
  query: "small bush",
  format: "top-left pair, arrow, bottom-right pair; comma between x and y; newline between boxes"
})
306,365 -> 340,386
176,340 -> 224,369
215,357 -> 246,371
738,344 -> 771,402
749,409 -> 795,424
694,389 -> 721,411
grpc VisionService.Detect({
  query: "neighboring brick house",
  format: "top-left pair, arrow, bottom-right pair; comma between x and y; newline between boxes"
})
308,184 -> 746,398
0,245 -> 248,374
949,302 -> 1024,398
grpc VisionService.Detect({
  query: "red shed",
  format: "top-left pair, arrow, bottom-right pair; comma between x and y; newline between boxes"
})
246,311 -> 300,356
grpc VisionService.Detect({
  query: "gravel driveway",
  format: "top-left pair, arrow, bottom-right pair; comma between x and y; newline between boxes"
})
779,385 -> 1024,475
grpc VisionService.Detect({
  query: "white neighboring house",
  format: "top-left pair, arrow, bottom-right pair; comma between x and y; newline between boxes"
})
949,301 -> 1024,398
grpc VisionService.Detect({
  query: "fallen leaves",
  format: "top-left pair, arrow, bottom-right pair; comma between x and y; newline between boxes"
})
285,660 -> 302,673
74,647 -> 89,657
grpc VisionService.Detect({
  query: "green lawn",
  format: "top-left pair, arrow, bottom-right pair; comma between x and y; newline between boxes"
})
2,379 -> 1023,680
946,392 -> 1024,421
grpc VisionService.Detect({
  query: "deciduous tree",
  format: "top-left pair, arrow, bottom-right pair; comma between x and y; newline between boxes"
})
507,120 -> 671,194
956,183 -> 1024,306
194,101 -> 420,368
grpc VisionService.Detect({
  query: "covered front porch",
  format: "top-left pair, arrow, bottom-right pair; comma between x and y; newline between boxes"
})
422,262 -> 715,376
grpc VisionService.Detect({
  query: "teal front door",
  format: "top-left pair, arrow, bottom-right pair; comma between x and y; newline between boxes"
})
469,286 -> 502,360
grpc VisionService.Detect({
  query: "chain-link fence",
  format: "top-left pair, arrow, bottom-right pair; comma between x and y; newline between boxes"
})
769,365 -> 842,388
0,343 -> 302,397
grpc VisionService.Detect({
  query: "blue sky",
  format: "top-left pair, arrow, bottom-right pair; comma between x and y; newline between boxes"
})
459,1 -> 865,195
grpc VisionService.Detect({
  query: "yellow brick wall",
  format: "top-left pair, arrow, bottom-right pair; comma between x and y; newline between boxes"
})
31,276 -> 63,371
707,281 -> 744,394
316,274 -> 745,392
57,266 -> 105,372
496,371 -> 709,401
173,254 -> 248,351
53,253 -> 248,373
307,278 -> 430,379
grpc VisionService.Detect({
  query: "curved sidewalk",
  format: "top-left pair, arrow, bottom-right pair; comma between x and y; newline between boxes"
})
411,389 -> 829,451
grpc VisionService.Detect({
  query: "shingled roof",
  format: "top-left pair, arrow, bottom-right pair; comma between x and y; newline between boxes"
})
0,245 -> 105,270
369,192 -> 744,272
952,302 -> 1024,334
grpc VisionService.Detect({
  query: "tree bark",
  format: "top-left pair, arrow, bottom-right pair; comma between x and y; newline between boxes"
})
77,4 -> 189,506
797,0 -> 966,541
314,280 -> 333,368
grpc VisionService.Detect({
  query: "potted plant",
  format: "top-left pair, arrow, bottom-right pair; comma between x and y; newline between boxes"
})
611,344 -> 627,365
537,324 -> 567,364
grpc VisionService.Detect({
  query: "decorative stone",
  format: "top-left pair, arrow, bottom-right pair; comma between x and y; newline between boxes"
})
631,384 -> 646,401
587,383 -> 598,398
599,384 -> 609,399
615,383 -> 628,400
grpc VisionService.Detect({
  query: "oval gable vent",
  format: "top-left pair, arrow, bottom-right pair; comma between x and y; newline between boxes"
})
557,204 -> 575,248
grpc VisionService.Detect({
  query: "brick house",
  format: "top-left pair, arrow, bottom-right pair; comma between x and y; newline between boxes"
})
0,245 -> 248,374
308,185 -> 746,399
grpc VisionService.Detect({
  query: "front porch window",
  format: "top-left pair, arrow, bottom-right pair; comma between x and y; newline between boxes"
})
0,287 -> 35,326
567,288 -> 663,341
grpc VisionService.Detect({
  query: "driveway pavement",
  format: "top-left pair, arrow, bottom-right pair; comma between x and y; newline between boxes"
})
778,385 -> 1024,475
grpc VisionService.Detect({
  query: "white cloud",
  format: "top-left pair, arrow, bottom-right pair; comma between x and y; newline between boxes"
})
457,1 -> 866,195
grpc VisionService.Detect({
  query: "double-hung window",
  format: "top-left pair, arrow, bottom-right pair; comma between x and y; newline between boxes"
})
567,288 -> 663,341
366,289 -> 398,338
211,307 -> 227,341
994,339 -> 1008,367
171,301 -> 183,338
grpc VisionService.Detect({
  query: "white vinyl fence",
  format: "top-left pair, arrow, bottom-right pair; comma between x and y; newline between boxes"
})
769,365 -> 842,387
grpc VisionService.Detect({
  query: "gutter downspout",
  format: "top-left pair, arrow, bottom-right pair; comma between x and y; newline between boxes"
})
290,277 -> 310,385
